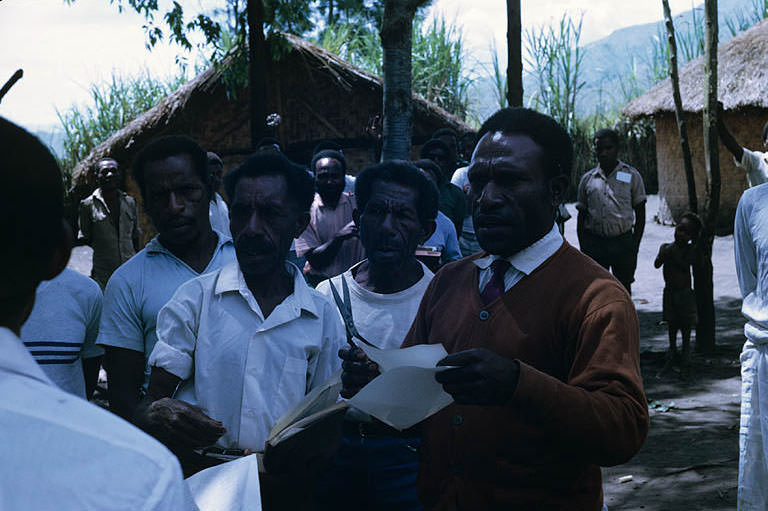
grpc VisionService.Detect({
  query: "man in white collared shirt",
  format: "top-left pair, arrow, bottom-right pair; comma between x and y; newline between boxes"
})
577,128 -> 647,293
717,103 -> 768,188
734,182 -> 768,509
0,117 -> 196,510
137,151 -> 345,474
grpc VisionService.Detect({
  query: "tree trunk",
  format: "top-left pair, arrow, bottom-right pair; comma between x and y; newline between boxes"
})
328,0 -> 334,26
248,0 -> 268,150
662,0 -> 697,214
506,0 -> 523,107
380,0 -> 427,161
695,0 -> 721,353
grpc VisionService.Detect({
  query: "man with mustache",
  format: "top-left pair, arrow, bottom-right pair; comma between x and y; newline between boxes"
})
314,161 -> 438,511
0,118 -> 196,510
342,108 -> 649,510
137,151 -> 345,505
295,149 -> 365,286
78,157 -> 141,289
97,135 -> 235,421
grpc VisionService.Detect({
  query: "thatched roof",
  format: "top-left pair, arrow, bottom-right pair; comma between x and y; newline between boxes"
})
623,18 -> 768,119
71,34 -> 470,185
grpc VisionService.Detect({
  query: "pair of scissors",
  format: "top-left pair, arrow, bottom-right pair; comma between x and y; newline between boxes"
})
328,276 -> 377,349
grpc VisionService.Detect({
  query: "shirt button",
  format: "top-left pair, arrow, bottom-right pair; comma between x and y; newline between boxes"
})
452,414 -> 463,426
479,310 -> 490,321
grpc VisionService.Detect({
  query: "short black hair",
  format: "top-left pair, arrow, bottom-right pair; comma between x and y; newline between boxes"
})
414,158 -> 445,186
311,149 -> 347,174
420,138 -> 450,159
313,140 -> 343,155
0,117 -> 65,289
224,151 -> 315,212
207,151 -> 223,168
256,137 -> 282,151
680,212 -> 703,236
132,135 -> 210,201
355,160 -> 439,222
478,107 -> 574,180
594,128 -> 620,145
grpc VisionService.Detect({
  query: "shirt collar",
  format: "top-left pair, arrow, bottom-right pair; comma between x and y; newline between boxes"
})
473,223 -> 563,275
0,327 -> 54,386
315,191 -> 351,209
146,230 -> 232,256
214,260 -> 320,319
596,160 -> 627,178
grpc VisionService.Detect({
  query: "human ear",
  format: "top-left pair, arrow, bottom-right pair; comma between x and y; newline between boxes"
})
420,219 -> 437,243
293,211 -> 310,239
549,175 -> 570,207
42,220 -> 73,281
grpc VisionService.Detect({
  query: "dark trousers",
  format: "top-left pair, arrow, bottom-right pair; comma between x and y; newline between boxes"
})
314,428 -> 422,511
579,230 -> 637,293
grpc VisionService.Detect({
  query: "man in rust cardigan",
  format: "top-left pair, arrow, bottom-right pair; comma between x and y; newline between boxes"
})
341,108 -> 649,510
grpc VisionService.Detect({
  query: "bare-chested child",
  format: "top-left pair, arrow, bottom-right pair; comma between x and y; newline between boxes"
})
654,213 -> 702,372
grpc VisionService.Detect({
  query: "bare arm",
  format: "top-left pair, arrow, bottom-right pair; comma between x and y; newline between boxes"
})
104,346 -> 145,421
654,245 -> 667,269
717,103 -> 744,162
134,367 -> 226,450
633,203 -> 646,248
304,222 -> 358,270
82,355 -> 102,400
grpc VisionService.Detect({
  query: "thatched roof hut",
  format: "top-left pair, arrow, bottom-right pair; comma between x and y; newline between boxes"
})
70,34 -> 470,241
623,19 -> 768,230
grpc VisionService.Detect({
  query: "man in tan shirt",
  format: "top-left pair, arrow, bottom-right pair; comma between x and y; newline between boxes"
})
295,150 -> 365,285
341,108 -> 648,510
577,129 -> 646,293
78,158 -> 141,289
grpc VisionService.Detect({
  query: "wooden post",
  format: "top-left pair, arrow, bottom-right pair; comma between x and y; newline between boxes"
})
0,69 -> 23,104
662,0 -> 697,214
506,0 -> 523,107
694,0 -> 721,353
248,0 -> 268,150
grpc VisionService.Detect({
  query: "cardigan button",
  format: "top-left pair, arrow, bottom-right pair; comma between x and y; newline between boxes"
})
479,310 -> 490,321
452,413 -> 464,426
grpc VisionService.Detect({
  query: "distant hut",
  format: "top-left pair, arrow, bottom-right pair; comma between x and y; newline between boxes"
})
623,18 -> 768,231
71,34 -> 470,241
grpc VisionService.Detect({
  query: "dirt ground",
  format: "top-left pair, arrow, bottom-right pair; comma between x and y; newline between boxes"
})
68,196 -> 744,510
563,197 -> 743,511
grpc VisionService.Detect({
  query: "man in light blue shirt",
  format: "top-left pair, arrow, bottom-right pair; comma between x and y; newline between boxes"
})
98,135 -> 235,421
21,268 -> 103,399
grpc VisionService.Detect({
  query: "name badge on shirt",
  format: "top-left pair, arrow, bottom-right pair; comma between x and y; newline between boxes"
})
615,171 -> 632,184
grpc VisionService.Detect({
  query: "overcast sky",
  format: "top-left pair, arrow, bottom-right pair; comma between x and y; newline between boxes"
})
0,0 -> 696,129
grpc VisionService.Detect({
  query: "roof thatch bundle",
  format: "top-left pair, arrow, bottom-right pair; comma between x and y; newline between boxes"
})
623,18 -> 768,119
71,34 -> 469,188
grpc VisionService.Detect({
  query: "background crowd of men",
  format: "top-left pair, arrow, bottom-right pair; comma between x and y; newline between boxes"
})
16,97 -> 768,510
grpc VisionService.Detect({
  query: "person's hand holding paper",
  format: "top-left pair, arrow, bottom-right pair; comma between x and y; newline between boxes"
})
345,341 -> 455,430
435,348 -> 521,405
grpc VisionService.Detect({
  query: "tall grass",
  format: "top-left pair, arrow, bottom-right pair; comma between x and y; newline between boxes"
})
316,13 -> 471,120
56,70 -> 187,185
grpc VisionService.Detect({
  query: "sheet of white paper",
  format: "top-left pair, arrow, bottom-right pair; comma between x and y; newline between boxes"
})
186,455 -> 262,511
356,340 -> 448,372
349,366 -> 453,430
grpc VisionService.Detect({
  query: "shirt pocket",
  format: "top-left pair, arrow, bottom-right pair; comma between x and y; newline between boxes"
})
273,356 -> 309,417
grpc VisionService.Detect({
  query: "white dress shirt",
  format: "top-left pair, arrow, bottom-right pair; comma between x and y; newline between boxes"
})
149,261 -> 346,451
0,327 -> 197,510
474,223 -> 564,292
209,192 -> 230,236
737,149 -> 768,188
734,183 -> 768,510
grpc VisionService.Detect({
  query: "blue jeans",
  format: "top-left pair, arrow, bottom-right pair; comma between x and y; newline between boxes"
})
314,430 -> 422,511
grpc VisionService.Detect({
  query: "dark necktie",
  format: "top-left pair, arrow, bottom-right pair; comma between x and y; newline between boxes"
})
480,259 -> 511,306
